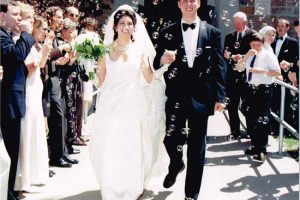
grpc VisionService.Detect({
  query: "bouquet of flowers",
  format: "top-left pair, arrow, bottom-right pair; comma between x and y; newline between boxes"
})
74,32 -> 107,80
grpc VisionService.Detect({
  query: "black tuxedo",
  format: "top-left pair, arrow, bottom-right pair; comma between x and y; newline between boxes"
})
154,20 -> 226,198
0,27 -> 35,195
223,28 -> 256,136
270,36 -> 299,134
271,35 -> 299,82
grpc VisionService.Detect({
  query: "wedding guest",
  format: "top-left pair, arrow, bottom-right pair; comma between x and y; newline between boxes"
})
286,19 -> 299,87
78,17 -> 100,140
89,5 -> 164,200
59,18 -> 85,151
223,11 -> 255,140
42,6 -> 78,168
259,25 -> 276,53
0,1 -> 35,199
14,7 -> 52,192
0,129 -> 10,200
284,19 -> 299,86
272,18 -> 298,83
154,1 -> 226,199
0,66 -> 12,200
293,19 -> 299,40
64,6 -> 80,24
80,17 -> 98,34
270,18 -> 299,135
237,32 -> 281,162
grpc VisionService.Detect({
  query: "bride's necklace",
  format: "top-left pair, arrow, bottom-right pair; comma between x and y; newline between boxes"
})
114,41 -> 128,51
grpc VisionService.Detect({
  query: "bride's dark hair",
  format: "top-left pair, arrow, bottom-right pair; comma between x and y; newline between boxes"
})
113,9 -> 137,41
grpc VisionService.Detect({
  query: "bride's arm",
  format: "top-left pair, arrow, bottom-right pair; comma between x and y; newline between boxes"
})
141,54 -> 154,83
97,56 -> 106,88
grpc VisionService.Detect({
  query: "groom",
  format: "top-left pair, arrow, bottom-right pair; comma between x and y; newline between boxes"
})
153,0 -> 226,199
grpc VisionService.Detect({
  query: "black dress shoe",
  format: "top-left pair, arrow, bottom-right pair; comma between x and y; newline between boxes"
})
184,197 -> 195,200
63,155 -> 79,164
226,134 -> 239,141
8,190 -> 19,200
163,163 -> 185,188
49,170 -> 56,177
244,147 -> 258,155
49,159 -> 72,168
68,146 -> 80,154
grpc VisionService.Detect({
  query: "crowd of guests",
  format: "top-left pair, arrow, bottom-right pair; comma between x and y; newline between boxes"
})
0,1 -> 101,200
223,12 -> 298,163
0,1 -> 299,200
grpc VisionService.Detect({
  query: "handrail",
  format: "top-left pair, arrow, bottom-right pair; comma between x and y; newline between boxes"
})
273,78 -> 298,93
272,79 -> 299,154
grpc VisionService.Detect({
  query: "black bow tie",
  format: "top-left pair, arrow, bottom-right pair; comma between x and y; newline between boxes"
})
277,36 -> 283,40
182,23 -> 196,31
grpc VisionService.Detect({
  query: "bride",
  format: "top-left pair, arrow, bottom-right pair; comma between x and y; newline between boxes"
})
89,4 -> 166,200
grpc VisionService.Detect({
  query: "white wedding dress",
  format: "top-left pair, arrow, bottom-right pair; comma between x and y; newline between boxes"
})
89,43 -> 166,200
14,46 -> 49,191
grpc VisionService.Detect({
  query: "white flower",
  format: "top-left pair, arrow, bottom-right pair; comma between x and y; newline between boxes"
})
74,32 -> 107,80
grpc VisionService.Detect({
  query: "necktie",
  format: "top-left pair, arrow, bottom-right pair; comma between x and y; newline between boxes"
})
237,32 -> 242,42
248,55 -> 256,82
182,23 -> 196,31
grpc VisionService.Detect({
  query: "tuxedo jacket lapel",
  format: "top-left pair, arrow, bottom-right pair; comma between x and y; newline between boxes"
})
192,20 -> 208,68
175,22 -> 188,67
278,37 -> 289,58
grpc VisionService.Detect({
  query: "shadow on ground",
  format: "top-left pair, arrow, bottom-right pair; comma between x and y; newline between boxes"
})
221,173 -> 299,200
59,190 -> 101,200
140,190 -> 172,200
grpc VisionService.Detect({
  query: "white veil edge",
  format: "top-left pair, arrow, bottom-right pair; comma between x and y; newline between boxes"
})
104,4 -> 156,72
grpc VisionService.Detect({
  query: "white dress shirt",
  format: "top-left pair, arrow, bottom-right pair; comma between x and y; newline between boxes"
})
245,48 -> 280,86
275,33 -> 288,57
236,28 -> 246,41
181,17 -> 200,68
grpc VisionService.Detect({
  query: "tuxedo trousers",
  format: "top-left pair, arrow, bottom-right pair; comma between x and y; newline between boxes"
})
1,117 -> 20,191
227,70 -> 252,135
244,84 -> 272,153
47,76 -> 68,162
164,97 -> 208,198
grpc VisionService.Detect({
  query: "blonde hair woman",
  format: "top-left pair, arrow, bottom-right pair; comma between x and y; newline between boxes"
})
14,12 -> 53,193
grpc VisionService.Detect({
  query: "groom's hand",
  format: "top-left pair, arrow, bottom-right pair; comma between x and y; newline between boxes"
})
214,102 -> 226,112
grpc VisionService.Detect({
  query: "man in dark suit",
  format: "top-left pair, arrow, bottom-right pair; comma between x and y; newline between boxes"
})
0,1 -> 35,199
153,1 -> 226,199
272,18 -> 299,83
270,18 -> 299,135
42,6 -> 78,168
223,11 -> 256,140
